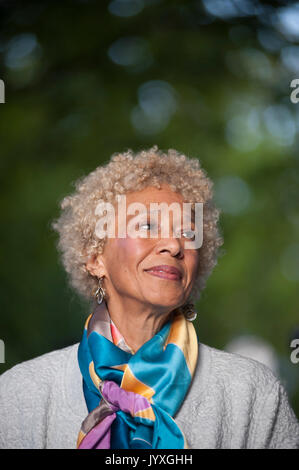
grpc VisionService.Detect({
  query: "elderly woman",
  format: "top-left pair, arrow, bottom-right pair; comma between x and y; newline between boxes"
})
0,147 -> 298,449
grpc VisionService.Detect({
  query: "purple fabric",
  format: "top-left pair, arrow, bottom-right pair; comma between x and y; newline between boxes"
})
101,381 -> 151,415
78,380 -> 152,449
79,414 -> 116,449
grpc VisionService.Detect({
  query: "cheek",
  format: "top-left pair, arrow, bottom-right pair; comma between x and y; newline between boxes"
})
106,237 -> 148,274
186,251 -> 200,278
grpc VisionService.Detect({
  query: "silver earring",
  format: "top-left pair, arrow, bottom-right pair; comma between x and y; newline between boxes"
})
94,277 -> 106,305
183,303 -> 198,322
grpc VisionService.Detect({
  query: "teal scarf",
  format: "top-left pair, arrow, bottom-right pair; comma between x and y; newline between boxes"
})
77,305 -> 198,449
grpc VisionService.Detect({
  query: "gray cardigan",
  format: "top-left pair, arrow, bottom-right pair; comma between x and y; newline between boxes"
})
0,342 -> 298,449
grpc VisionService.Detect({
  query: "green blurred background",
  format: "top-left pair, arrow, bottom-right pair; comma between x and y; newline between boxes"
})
0,0 -> 299,419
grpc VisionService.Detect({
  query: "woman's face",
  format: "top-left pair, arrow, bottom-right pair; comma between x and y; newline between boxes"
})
88,184 -> 200,312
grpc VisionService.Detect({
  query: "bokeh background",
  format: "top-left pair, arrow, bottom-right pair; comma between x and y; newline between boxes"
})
0,0 -> 299,419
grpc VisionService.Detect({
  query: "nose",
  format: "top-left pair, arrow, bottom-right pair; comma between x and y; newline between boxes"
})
156,235 -> 184,258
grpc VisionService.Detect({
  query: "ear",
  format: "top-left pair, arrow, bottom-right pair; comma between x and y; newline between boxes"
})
85,254 -> 106,278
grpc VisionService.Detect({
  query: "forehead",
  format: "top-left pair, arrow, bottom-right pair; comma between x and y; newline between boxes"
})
124,184 -> 185,206
120,184 -> 196,223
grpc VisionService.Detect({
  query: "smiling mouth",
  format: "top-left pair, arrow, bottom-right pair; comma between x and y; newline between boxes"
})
144,266 -> 182,281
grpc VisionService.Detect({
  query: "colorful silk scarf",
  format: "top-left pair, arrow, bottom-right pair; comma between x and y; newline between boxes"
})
77,304 -> 198,449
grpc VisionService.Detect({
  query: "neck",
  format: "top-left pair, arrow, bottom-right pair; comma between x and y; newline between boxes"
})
91,299 -> 173,352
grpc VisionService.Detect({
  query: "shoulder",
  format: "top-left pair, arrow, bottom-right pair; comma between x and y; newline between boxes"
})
0,343 -> 79,409
191,341 -> 282,407
0,343 -> 80,449
180,343 -> 299,448
199,341 -> 280,388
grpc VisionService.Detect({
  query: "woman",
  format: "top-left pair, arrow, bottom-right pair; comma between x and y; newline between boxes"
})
0,147 -> 298,449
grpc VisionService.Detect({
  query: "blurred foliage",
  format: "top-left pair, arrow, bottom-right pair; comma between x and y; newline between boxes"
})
0,0 -> 299,418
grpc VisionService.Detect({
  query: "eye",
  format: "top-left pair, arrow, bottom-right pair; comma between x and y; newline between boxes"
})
182,230 -> 195,240
139,222 -> 154,231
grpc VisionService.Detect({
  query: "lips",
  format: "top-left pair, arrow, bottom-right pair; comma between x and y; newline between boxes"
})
144,265 -> 182,281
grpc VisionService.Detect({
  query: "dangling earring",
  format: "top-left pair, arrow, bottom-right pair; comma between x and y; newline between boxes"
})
94,276 -> 106,305
183,302 -> 198,322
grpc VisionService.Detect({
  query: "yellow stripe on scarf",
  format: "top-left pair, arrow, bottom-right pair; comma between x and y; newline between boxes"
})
164,314 -> 198,377
117,363 -> 155,403
89,361 -> 102,389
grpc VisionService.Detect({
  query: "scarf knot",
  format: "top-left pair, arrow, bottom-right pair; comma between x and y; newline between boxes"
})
100,380 -> 152,416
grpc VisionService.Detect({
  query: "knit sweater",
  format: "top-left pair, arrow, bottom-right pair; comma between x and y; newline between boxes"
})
0,342 -> 298,449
